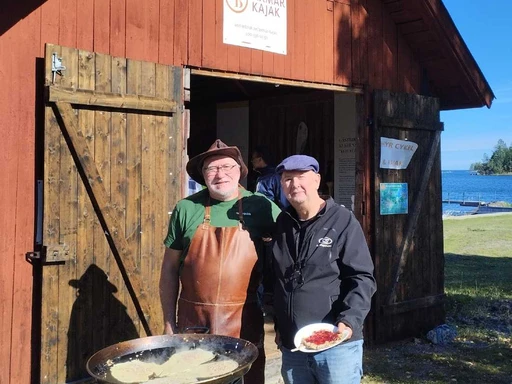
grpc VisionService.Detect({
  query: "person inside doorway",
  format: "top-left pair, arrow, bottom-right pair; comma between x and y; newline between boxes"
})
271,154 -> 377,384
159,139 -> 281,384
251,145 -> 289,210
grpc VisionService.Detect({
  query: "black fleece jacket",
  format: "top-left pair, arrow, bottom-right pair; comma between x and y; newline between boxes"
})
272,198 -> 376,349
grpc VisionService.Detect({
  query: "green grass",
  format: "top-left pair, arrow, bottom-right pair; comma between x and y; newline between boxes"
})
362,213 -> 512,384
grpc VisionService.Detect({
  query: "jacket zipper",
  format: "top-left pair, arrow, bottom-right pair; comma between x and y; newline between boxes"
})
289,225 -> 301,324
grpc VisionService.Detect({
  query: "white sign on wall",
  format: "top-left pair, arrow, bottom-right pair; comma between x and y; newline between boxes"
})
223,0 -> 287,55
380,137 -> 418,170
334,94 -> 357,210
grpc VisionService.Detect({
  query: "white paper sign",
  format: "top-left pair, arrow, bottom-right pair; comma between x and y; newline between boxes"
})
380,137 -> 418,169
223,0 -> 287,55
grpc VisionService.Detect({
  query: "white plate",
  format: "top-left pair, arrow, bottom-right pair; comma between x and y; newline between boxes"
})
293,323 -> 350,353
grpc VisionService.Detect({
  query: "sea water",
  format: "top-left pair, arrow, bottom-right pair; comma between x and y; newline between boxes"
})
442,170 -> 512,216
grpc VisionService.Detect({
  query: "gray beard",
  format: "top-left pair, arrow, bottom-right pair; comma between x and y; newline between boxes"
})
209,186 -> 238,201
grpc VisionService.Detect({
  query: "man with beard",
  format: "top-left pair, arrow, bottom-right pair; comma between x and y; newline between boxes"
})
160,139 -> 281,384
272,155 -> 376,384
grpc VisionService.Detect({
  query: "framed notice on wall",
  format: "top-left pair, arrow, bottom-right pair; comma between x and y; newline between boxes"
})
223,0 -> 287,55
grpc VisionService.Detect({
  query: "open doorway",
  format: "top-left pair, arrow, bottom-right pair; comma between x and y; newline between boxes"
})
186,73 -> 358,210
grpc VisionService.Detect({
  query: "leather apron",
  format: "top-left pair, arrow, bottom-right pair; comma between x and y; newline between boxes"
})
177,198 -> 265,384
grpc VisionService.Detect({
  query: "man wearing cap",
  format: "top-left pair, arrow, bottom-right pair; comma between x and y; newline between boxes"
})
159,139 -> 281,384
271,155 -> 377,384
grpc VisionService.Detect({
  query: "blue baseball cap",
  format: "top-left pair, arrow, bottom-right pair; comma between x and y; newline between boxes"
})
276,155 -> 320,174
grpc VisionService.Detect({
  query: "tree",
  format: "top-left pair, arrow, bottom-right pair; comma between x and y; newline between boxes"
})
472,140 -> 512,174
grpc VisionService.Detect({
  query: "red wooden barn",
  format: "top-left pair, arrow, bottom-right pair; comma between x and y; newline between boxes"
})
0,0 -> 494,383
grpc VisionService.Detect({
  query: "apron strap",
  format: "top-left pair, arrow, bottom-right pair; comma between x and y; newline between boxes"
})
203,192 -> 245,228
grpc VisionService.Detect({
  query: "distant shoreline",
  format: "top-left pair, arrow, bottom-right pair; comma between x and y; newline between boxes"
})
443,212 -> 512,220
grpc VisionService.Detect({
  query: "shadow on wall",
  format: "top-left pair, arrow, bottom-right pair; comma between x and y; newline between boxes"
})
66,264 -> 139,382
0,0 -> 48,36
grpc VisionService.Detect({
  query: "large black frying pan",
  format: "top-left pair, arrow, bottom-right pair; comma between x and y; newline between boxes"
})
86,334 -> 258,384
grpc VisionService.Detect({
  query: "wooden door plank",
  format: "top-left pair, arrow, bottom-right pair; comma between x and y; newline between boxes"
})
283,0 -> 294,78
145,0 -> 160,63
158,0 -> 175,65
262,51 -> 274,78
40,1 -> 60,58
71,48 -> 96,381
173,0 -> 189,65
53,101 -> 153,336
154,64 -> 173,331
141,61 -> 157,325
93,0 -> 110,53
169,67 -> 183,207
382,9 -> 398,91
110,55 -> 130,339
125,59 -> 143,332
59,0 -> 77,48
334,2 -> 352,85
188,0 -> 203,67
368,0 -> 383,89
92,52 -> 113,353
215,0 -> 228,71
126,0 -> 145,61
303,0 -> 315,81
76,0 -> 94,51
324,1 -> 334,84
202,0 -> 216,69
292,0 -> 305,80
48,86 -> 177,113
313,0 -> 325,83
42,44 -> 63,384
111,0 -> 127,58
0,32 -> 15,384
56,45 -> 79,384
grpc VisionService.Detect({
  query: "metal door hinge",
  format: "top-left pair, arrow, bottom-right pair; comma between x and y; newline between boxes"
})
25,244 -> 71,264
25,251 -> 41,264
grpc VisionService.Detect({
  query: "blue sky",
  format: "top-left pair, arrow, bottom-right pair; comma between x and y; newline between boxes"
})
440,0 -> 512,170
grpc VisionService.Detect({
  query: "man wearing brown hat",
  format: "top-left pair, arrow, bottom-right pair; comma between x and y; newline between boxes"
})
159,139 -> 281,383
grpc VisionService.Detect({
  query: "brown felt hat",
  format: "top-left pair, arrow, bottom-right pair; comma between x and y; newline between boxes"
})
186,139 -> 248,185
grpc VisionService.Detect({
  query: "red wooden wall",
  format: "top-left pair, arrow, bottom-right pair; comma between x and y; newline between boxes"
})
0,0 -> 422,382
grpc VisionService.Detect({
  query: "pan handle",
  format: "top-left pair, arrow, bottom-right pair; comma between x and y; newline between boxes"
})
181,326 -> 210,334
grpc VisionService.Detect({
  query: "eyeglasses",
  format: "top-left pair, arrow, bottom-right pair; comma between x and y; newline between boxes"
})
203,164 -> 240,176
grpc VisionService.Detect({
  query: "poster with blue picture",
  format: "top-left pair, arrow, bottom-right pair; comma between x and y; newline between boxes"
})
380,183 -> 408,215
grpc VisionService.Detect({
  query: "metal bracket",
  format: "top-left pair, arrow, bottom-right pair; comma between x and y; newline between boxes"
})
25,251 -> 41,264
45,244 -> 71,262
51,52 -> 66,84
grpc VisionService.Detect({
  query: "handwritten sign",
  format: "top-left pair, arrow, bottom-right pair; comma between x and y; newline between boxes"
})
380,137 -> 418,169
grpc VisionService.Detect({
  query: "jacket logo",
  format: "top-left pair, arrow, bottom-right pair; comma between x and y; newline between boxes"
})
318,237 -> 333,247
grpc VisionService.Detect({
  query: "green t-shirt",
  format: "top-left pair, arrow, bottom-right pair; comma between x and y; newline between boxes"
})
164,188 -> 281,259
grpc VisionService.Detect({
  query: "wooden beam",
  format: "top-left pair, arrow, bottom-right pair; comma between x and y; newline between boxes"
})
52,101 -> 153,336
387,129 -> 441,304
382,294 -> 445,315
48,85 -> 177,113
191,68 -> 364,94
379,116 -> 444,131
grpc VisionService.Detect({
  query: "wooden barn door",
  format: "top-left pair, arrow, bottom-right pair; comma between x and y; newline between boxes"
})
372,90 -> 445,343
40,44 -> 185,383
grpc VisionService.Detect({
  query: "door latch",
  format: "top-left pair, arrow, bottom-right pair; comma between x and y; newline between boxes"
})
52,52 -> 66,84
